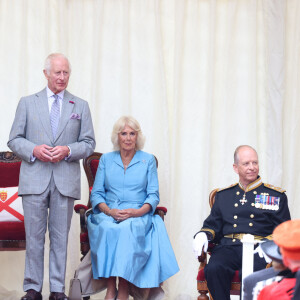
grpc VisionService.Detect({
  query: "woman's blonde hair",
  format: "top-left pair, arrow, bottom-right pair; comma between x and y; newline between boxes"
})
111,116 -> 145,151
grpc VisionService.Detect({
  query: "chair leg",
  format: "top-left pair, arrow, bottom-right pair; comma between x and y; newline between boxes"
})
198,290 -> 209,300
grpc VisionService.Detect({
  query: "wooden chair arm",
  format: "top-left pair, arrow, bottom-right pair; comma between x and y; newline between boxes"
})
198,251 -> 207,263
74,204 -> 90,257
74,204 -> 89,232
154,206 -> 167,221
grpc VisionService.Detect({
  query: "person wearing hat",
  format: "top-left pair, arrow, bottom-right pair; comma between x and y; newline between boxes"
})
192,145 -> 291,300
257,219 -> 300,299
243,240 -> 289,300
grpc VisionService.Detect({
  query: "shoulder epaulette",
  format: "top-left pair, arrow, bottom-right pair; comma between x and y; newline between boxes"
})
264,183 -> 286,193
217,183 -> 238,192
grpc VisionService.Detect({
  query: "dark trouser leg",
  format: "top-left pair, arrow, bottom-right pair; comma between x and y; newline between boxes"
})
204,245 -> 242,300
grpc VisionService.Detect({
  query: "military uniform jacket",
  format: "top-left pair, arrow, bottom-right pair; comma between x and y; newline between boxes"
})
200,177 -> 291,245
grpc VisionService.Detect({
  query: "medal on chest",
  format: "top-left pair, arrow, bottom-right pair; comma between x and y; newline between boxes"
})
255,193 -> 280,210
239,193 -> 247,205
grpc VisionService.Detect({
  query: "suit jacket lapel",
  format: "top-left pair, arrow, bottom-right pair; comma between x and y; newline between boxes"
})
35,88 -> 53,142
54,90 -> 74,142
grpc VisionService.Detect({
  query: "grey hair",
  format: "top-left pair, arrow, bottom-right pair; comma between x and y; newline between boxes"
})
111,116 -> 145,151
234,145 -> 258,164
44,53 -> 71,75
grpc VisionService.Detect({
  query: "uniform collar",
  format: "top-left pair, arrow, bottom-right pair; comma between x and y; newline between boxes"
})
239,176 -> 262,192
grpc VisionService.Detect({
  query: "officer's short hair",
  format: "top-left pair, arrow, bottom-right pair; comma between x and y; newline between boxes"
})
234,145 -> 258,164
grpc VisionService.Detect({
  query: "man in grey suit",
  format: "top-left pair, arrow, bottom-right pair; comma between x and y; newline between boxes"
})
8,53 -> 96,300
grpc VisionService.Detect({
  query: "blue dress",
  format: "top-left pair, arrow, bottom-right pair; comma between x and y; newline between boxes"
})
87,150 -> 179,288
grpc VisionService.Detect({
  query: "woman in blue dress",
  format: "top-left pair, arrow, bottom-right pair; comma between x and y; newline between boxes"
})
87,116 -> 179,300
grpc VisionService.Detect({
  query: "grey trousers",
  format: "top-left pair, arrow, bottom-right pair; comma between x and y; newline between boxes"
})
22,176 -> 74,293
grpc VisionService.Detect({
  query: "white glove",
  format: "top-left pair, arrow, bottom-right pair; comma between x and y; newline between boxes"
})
193,232 -> 208,258
254,244 -> 272,264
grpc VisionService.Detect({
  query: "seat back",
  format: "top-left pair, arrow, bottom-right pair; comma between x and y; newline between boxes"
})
82,152 -> 103,208
83,152 -> 103,186
0,151 -> 25,250
209,188 -> 218,208
197,188 -> 241,299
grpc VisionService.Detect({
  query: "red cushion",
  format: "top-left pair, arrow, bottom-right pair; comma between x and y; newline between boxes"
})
156,206 -> 167,214
90,159 -> 99,178
0,221 -> 25,240
74,204 -> 89,213
80,232 -> 89,243
0,161 -> 21,187
197,269 -> 205,281
232,271 -> 240,282
197,269 -> 240,283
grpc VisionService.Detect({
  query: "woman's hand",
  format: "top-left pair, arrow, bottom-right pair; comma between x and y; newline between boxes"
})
108,208 -> 135,222
100,203 -> 152,222
117,209 -> 138,221
116,204 -> 152,222
107,208 -> 119,220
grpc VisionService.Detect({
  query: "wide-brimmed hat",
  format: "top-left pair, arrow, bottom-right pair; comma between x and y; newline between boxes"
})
261,240 -> 282,263
273,219 -> 300,260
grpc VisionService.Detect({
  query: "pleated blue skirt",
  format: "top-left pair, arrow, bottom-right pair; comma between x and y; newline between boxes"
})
87,211 -> 179,288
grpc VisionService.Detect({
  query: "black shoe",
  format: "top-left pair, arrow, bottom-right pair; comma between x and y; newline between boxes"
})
21,289 -> 42,300
49,292 -> 68,300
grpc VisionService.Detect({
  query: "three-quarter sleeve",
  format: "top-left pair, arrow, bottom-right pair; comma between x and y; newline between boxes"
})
144,155 -> 160,214
90,155 -> 106,213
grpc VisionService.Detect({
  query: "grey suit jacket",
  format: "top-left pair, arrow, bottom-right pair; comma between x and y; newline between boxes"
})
8,88 -> 96,199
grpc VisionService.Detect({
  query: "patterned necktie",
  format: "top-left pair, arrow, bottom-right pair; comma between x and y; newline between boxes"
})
50,94 -> 60,139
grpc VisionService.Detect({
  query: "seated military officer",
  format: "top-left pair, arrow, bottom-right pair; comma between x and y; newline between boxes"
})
193,145 -> 291,300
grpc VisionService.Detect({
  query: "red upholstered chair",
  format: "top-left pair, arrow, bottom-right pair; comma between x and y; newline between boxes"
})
74,152 -> 167,258
0,151 -> 25,250
197,189 -> 241,300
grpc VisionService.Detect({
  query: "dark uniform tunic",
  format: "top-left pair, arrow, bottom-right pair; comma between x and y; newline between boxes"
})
198,176 -> 291,300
